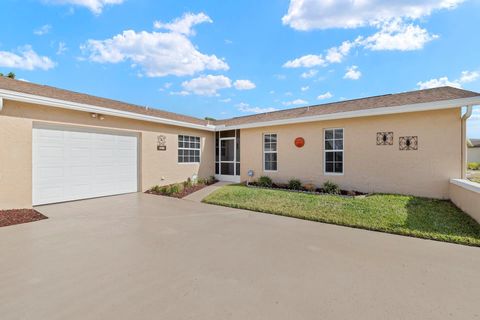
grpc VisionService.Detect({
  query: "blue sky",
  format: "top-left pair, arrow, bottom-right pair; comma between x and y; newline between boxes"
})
1,0 -> 480,137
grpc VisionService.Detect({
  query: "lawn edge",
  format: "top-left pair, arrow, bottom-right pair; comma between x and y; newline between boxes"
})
202,197 -> 480,248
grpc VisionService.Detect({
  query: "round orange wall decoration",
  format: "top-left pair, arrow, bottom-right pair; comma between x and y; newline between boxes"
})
294,137 -> 305,148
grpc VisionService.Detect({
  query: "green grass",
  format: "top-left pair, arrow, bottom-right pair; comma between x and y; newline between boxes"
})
203,185 -> 480,247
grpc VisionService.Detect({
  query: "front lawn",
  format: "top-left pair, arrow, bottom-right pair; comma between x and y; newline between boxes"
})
203,185 -> 480,247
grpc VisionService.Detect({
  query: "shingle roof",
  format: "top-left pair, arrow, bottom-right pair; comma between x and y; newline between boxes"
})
215,86 -> 480,127
1,77 -> 479,129
0,77 -> 208,126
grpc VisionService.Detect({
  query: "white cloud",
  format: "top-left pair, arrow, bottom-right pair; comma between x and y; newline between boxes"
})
282,99 -> 308,106
34,24 -> 52,36
325,40 -> 354,63
274,74 -> 287,80
56,42 -> 68,55
220,98 -> 232,103
283,54 -> 325,68
281,1 -> 461,69
362,19 -> 437,51
317,92 -> 333,100
301,86 -> 309,92
237,102 -> 277,114
417,77 -> 461,89
417,70 -> 480,89
234,79 -> 256,90
154,12 -> 212,36
170,90 -> 190,96
0,46 -> 55,70
344,66 -> 361,80
82,13 -> 229,77
181,75 -> 232,96
459,71 -> 480,83
282,0 -> 464,30
44,0 -> 124,14
285,19 -> 437,71
301,69 -> 318,78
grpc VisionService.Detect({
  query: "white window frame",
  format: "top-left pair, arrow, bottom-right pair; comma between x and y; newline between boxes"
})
263,133 -> 278,172
323,128 -> 344,176
178,135 -> 201,164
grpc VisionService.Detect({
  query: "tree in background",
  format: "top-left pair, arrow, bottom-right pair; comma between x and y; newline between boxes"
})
0,72 -> 16,79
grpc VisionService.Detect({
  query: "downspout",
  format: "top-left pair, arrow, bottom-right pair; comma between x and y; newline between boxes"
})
0,97 -> 3,112
461,105 -> 473,179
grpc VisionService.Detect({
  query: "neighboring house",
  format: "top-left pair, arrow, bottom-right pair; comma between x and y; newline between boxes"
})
468,139 -> 480,163
1,77 -> 479,210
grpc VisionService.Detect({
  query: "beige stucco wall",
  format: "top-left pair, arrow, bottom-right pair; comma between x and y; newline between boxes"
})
240,108 -> 462,199
449,181 -> 480,223
468,147 -> 480,163
0,100 -> 214,210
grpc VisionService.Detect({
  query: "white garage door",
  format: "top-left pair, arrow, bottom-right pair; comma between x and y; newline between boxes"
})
33,124 -> 138,205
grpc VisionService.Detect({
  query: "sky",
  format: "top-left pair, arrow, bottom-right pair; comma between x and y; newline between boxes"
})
1,0 -> 480,137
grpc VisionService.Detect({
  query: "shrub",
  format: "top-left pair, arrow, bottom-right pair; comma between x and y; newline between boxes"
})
288,179 -> 302,190
322,181 -> 340,194
150,185 -> 162,193
183,178 -> 193,189
160,186 -> 168,194
468,162 -> 480,170
209,176 -> 216,184
303,183 -> 316,192
169,184 -> 180,195
257,176 -> 273,187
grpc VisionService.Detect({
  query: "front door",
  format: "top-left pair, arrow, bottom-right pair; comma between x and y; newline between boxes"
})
215,130 -> 240,182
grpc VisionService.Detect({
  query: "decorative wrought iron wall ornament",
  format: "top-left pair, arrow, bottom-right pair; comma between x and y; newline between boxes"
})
376,132 -> 393,145
157,135 -> 167,151
399,136 -> 418,151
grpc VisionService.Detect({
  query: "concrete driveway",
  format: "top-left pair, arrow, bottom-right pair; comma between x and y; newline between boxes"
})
1,193 -> 479,320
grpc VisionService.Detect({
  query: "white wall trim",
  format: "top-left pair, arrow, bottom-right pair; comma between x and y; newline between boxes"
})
216,96 -> 480,130
0,89 -> 215,131
450,178 -> 480,193
1,88 -> 480,132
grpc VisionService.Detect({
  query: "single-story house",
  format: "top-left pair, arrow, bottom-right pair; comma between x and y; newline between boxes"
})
468,139 -> 480,163
1,77 -> 480,210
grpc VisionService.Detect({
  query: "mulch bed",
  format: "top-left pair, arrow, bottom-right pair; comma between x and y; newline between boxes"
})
247,183 -> 367,198
146,184 -> 209,199
0,209 -> 48,227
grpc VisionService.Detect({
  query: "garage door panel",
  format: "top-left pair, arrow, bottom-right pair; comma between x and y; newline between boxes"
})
33,126 -> 138,205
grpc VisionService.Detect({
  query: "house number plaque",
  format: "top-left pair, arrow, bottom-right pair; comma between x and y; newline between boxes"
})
157,135 -> 167,151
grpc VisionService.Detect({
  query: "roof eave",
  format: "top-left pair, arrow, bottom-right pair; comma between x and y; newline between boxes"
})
216,96 -> 480,130
0,89 -> 213,131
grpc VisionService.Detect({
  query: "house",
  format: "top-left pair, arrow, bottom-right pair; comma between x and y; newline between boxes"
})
1,77 -> 479,210
468,139 -> 480,163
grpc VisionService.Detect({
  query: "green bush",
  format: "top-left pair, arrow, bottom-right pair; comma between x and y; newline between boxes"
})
183,178 -> 193,189
257,176 -> 273,188
169,184 -> 180,195
288,179 -> 302,190
150,185 -> 162,193
468,162 -> 480,170
322,181 -> 340,194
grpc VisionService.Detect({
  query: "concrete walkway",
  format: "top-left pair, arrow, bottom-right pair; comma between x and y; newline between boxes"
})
1,193 -> 479,320
183,181 -> 231,202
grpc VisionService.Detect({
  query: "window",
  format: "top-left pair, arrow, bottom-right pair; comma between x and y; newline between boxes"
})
324,128 -> 343,174
178,135 -> 201,163
263,133 -> 277,171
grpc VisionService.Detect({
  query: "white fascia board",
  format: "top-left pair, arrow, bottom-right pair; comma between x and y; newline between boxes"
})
0,89 -> 214,131
450,178 -> 480,193
217,96 -> 480,130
